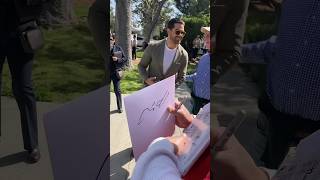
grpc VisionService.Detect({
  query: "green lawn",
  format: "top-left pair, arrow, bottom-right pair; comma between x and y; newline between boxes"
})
2,3 -> 105,103
110,51 -> 197,94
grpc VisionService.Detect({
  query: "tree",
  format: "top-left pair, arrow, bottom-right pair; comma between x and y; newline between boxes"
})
174,0 -> 209,16
110,6 -> 116,32
41,0 -> 75,25
132,0 -> 172,43
115,0 -> 132,67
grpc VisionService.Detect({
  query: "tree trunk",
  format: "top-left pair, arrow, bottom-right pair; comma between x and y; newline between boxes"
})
143,0 -> 167,43
41,0 -> 75,25
115,0 -> 132,68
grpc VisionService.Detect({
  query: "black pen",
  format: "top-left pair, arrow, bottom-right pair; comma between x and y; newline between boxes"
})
213,110 -> 246,158
175,99 -> 185,113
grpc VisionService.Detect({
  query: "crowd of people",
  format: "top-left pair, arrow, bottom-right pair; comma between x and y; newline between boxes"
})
124,0 -> 320,179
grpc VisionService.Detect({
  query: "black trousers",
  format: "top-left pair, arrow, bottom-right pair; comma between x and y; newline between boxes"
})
0,33 -> 38,150
110,73 -> 122,110
132,46 -> 136,60
256,92 -> 320,169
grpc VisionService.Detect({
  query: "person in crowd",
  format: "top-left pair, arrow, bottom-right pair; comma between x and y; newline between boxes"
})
0,0 -> 47,163
131,34 -> 137,60
212,0 -> 250,85
192,35 -> 201,60
110,35 -> 127,113
213,126 -> 320,180
138,18 -> 188,87
186,27 -> 211,114
240,0 -> 320,169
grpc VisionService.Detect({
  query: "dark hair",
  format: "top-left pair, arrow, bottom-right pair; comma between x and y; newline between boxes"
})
111,34 -> 116,40
166,18 -> 185,29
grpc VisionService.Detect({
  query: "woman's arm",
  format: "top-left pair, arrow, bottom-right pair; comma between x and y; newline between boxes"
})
131,137 -> 181,180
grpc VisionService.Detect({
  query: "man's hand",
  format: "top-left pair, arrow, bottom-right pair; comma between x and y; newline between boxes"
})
167,100 -> 194,128
112,56 -> 118,61
145,77 -> 157,85
212,128 -> 269,180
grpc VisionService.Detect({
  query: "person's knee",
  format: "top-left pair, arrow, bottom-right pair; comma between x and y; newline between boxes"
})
12,82 -> 34,98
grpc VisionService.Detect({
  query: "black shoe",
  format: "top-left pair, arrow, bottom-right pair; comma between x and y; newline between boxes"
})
118,109 -> 123,113
27,148 -> 40,163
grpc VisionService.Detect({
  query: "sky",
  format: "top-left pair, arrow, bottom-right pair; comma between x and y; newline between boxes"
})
110,0 -> 181,29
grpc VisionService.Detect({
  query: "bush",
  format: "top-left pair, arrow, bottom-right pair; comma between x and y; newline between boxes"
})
159,15 -> 209,53
182,16 -> 209,51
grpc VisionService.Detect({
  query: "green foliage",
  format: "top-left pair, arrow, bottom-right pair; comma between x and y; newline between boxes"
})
242,9 -> 278,91
174,0 -> 209,16
244,10 -> 278,43
2,22 -> 105,103
180,16 -> 210,51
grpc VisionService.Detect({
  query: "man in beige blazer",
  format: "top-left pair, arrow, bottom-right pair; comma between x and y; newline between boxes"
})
138,18 -> 188,87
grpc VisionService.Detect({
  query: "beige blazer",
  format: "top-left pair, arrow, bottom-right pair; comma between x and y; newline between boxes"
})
138,39 -> 188,86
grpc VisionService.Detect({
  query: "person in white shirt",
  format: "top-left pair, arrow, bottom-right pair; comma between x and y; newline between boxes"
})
131,34 -> 137,60
138,18 -> 188,87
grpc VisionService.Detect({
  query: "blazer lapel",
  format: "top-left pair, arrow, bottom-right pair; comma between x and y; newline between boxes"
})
158,40 -> 166,76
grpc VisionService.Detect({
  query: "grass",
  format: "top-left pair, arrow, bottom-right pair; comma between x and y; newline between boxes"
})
1,2 -> 105,103
110,50 -> 197,94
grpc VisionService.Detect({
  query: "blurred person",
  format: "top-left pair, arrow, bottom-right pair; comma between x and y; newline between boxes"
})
192,35 -> 201,60
110,35 -> 127,113
88,0 -> 107,64
186,27 -> 211,114
131,34 -> 137,60
213,127 -> 320,180
138,18 -> 188,87
0,0 -> 47,163
212,0 -> 250,85
239,0 -> 320,169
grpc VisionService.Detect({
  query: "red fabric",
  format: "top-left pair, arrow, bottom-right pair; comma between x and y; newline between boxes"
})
182,147 -> 210,180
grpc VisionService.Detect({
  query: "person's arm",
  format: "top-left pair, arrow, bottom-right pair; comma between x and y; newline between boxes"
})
212,128 -> 269,180
175,52 -> 188,87
185,73 -> 196,82
138,45 -> 152,82
131,137 -> 181,180
240,36 -> 277,64
115,46 -> 127,64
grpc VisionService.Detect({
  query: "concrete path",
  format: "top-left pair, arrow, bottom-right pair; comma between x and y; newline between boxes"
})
0,96 -> 61,180
110,82 -> 191,180
213,64 -> 261,162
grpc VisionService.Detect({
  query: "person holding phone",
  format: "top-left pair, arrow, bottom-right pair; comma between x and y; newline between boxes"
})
110,35 -> 127,113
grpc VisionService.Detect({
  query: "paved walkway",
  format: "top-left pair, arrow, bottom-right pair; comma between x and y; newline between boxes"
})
0,96 -> 61,180
110,82 -> 192,180
213,64 -> 261,161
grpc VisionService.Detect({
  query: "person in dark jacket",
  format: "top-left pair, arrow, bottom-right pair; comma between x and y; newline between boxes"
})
0,0 -> 45,163
110,35 -> 127,113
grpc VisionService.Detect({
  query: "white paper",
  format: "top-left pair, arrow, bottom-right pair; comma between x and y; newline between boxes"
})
124,75 -> 176,160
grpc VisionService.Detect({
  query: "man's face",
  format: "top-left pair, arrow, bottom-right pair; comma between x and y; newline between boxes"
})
110,38 -> 115,48
167,23 -> 186,45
